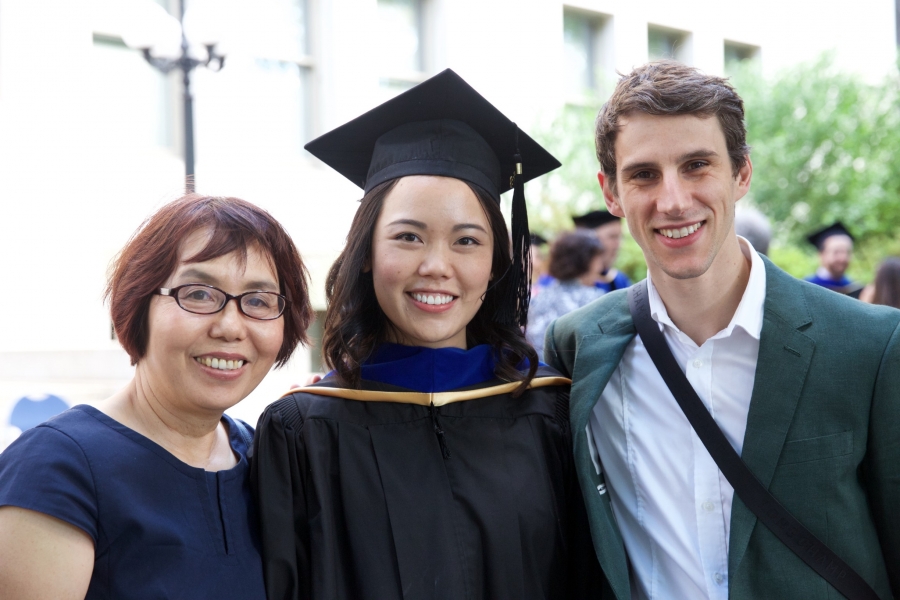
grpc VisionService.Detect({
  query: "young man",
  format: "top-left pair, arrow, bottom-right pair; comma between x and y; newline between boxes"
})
545,61 -> 899,600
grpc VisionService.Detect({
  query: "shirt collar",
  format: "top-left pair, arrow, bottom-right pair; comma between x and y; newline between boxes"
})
646,236 -> 766,341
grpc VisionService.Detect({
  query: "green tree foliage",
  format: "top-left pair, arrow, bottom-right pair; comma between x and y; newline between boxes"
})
732,57 -> 900,279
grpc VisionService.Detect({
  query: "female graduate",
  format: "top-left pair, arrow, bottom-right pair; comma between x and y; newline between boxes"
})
251,70 -> 603,599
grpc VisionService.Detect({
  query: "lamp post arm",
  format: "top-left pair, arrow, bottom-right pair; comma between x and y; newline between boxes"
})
140,48 -> 180,74
133,0 -> 225,194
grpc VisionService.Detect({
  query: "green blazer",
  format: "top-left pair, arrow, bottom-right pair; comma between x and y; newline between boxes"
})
545,256 -> 899,599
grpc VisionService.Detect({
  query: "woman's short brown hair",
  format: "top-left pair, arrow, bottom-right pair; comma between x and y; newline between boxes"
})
595,60 -> 750,194
105,194 -> 312,367
548,230 -> 604,281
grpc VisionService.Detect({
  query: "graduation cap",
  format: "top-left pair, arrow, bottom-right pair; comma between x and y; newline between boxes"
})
530,233 -> 549,247
305,69 -> 561,328
572,210 -> 620,229
806,221 -> 855,251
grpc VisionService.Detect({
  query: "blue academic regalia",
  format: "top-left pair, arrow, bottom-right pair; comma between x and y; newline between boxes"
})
594,269 -> 632,294
804,273 -> 864,298
537,270 -> 632,294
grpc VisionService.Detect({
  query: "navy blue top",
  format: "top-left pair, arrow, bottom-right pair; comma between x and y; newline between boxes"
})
0,405 -> 265,600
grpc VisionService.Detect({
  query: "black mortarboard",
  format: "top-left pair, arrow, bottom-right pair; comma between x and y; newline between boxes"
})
305,69 -> 560,199
572,210 -> 620,229
530,233 -> 549,247
305,69 -> 560,328
806,221 -> 855,250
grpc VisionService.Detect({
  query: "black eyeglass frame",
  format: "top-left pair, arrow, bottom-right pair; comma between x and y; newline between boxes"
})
156,284 -> 289,321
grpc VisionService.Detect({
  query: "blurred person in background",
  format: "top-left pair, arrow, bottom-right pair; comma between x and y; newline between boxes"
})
251,70 -> 603,599
527,230 -> 606,359
860,256 -> 900,308
804,221 -> 863,298
0,195 -> 313,600
530,232 -> 552,294
573,209 -> 632,292
734,205 -> 772,255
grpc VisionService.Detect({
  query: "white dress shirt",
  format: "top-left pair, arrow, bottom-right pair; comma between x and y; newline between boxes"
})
589,237 -> 766,600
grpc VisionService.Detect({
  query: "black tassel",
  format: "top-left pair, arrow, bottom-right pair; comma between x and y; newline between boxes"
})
509,127 -> 532,329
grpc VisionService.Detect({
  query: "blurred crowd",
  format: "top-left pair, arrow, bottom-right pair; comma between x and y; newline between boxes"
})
527,206 -> 900,360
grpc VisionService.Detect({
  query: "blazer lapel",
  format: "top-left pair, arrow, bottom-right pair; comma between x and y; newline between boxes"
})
569,296 -> 636,600
728,258 -> 815,576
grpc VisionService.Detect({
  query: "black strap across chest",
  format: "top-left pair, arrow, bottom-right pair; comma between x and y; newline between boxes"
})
627,280 -> 878,600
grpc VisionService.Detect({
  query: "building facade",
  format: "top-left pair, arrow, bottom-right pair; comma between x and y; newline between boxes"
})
0,0 -> 895,444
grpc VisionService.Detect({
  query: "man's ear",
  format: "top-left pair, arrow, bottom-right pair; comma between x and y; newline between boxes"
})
734,155 -> 753,202
598,170 -> 625,217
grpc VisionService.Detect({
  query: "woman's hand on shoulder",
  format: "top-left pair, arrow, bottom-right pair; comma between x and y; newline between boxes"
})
291,373 -> 323,389
0,506 -> 94,600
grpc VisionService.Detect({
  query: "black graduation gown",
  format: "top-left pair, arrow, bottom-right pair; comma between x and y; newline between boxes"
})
250,366 -> 605,599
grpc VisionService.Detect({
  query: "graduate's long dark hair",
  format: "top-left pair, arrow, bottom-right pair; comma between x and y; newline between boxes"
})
322,178 -> 539,395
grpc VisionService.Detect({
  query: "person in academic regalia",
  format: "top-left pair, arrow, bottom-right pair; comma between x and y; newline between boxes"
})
803,221 -> 864,298
572,210 -> 632,292
530,232 -> 552,295
250,70 -> 605,600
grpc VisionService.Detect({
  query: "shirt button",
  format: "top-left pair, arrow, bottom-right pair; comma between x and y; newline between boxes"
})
702,501 -> 714,512
692,359 -> 704,368
714,573 -> 724,585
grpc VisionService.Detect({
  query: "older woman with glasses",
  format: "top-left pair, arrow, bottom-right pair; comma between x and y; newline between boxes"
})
0,194 -> 312,600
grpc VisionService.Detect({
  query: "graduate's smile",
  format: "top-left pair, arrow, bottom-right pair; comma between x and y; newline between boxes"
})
407,290 -> 458,312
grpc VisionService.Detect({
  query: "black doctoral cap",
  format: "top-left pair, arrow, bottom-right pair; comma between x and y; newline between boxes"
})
305,68 -> 561,328
572,210 -> 620,229
530,233 -> 549,247
806,221 -> 855,251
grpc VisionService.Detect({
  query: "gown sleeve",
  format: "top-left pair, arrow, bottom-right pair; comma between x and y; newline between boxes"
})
557,387 -> 610,598
251,397 -> 310,600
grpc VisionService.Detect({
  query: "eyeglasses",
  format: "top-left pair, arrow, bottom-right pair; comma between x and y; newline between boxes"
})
156,284 -> 288,321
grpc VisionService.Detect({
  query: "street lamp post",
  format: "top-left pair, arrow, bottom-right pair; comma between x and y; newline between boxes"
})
126,0 -> 225,193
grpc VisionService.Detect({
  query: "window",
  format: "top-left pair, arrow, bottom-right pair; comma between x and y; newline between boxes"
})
896,0 -> 900,46
648,25 -> 691,64
193,0 -> 314,160
724,41 -> 759,72
307,309 -> 327,373
90,34 -> 175,151
563,8 -> 613,100
377,0 -> 428,97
